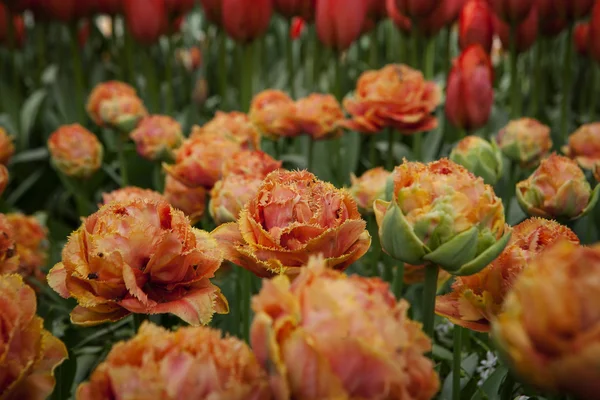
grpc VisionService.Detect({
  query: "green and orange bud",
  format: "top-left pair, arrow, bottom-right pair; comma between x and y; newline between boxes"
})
221,150 -> 282,178
0,127 -> 15,165
48,124 -> 103,179
190,111 -> 261,150
101,186 -> 166,206
77,322 -> 270,400
293,93 -> 344,140
0,214 -> 18,275
374,158 -> 510,276
492,240 -> 600,400
449,135 -> 503,185
210,174 -> 263,225
47,199 -> 228,326
129,115 -> 183,161
164,175 -> 207,225
0,274 -> 68,399
341,64 -> 441,135
349,167 -> 391,213
0,164 -> 8,197
86,81 -> 147,131
495,118 -> 552,167
436,218 -> 579,332
163,133 -> 243,189
249,89 -> 300,140
516,153 -> 599,221
562,122 -> 600,170
250,256 -> 439,400
212,170 -> 371,277
6,213 -> 48,286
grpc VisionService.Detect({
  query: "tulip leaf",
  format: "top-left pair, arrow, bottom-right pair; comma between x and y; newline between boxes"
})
455,230 -> 512,276
380,200 -> 427,265
424,227 -> 479,273
20,89 -> 47,149
578,183 -> 600,220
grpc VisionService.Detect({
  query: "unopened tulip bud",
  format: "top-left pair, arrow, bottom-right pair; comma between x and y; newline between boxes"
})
450,136 -> 503,185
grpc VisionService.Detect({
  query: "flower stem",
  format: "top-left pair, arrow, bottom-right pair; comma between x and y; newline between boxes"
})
509,22 -> 520,118
153,163 -> 164,192
165,33 -> 175,115
452,326 -> 463,400
387,129 -> 395,170
369,215 -> 382,277
392,263 -> 404,299
70,24 -> 86,124
500,374 -> 514,400
424,37 -> 435,80
590,64 -> 598,122
413,133 -> 422,160
307,138 -> 315,171
370,26 -> 378,68
144,47 -> 160,112
445,27 -> 452,76
369,135 -> 378,167
241,42 -> 255,112
218,29 -> 228,108
36,23 -> 46,85
561,24 -> 574,144
333,53 -> 343,185
312,29 -> 321,90
422,263 -> 439,339
132,313 -> 147,334
124,28 -> 135,85
286,20 -> 296,98
117,133 -> 129,187
240,268 -> 252,341
411,31 -> 420,69
386,21 -> 397,63
530,41 -> 542,117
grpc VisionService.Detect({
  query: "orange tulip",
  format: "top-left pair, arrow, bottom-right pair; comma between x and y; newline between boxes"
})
212,170 -> 371,277
48,199 -> 228,326
249,90 -> 301,140
0,127 -> 15,165
221,150 -> 282,178
349,167 -> 391,213
562,123 -> 600,170
0,213 -> 18,275
123,0 -> 168,45
436,218 -> 579,332
48,124 -> 104,179
191,111 -> 261,149
101,186 -> 166,206
86,81 -> 148,131
163,175 -> 207,225
130,115 -> 183,161
0,164 -> 8,198
251,256 -> 439,400
293,93 -> 344,140
210,174 -> 264,225
5,213 -> 48,286
496,118 -> 552,167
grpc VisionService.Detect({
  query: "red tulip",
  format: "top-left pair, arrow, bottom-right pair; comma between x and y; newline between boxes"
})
290,16 -> 305,39
123,0 -> 168,45
386,0 -> 411,33
574,22 -> 590,56
2,0 -> 30,12
536,0 -> 568,37
0,4 -> 25,48
445,45 -> 494,131
589,1 -> 600,64
488,0 -> 534,23
78,19 -> 91,48
363,0 -> 386,32
537,0 -> 593,22
96,0 -> 122,15
165,0 -> 196,15
199,0 -> 222,25
273,0 -> 316,20
316,0 -> 366,51
395,0 -> 437,19
493,5 -> 539,53
459,0 -> 494,53
43,0 -> 82,22
418,0 -> 467,37
222,0 -> 273,43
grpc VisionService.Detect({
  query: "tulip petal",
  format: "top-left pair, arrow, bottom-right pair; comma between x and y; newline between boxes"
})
211,223 -> 247,266
378,199 -> 427,264
71,304 -> 131,326
423,226 -> 479,272
455,229 -> 512,276
47,263 -> 69,299
435,292 -> 491,332
578,183 -> 600,220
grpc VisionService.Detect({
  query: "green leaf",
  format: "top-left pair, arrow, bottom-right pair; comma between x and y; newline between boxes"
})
432,344 -> 454,362
20,89 -> 47,148
9,147 -> 49,164
5,169 -> 45,207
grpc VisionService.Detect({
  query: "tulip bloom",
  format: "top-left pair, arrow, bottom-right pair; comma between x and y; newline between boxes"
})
123,0 -> 168,45
0,5 -> 25,48
364,0 -> 387,31
395,0 -> 438,19
0,164 -> 8,198
574,22 -> 590,56
342,64 -> 441,134
436,218 -> 578,332
249,90 -> 301,139
290,16 -> 306,39
315,0 -> 366,51
0,274 -> 68,399
199,0 -> 222,25
293,93 -> 345,140
449,136 -> 503,185
6,213 -> 48,286
536,0 -> 568,37
445,45 -> 494,132
77,322 -> 270,400
164,175 -> 207,225
48,124 -> 103,179
386,0 -> 411,33
220,150 -> 282,178
96,0 -> 122,15
0,127 -> 15,165
0,214 -> 18,275
87,81 -> 148,131
459,0 -> 494,53
517,154 -> 599,220
492,241 -> 600,400
496,118 -> 552,167
274,0 -> 315,20
191,111 -> 261,150
417,0 -> 467,37
492,7 -> 539,53
210,174 -> 264,225
375,159 -> 510,275
101,186 -> 166,206
222,0 -> 273,43
212,170 -> 371,277
349,167 -> 391,213
251,256 -> 439,400
130,115 -> 184,161
488,0 -> 534,23
562,123 -> 600,169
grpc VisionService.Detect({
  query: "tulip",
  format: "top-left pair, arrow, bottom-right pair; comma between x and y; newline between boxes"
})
290,16 -> 306,39
210,174 -> 264,225
191,111 -> 261,149
574,22 -> 590,56
0,127 -> 14,164
0,274 -> 68,399
0,4 -> 25,48
445,45 -> 494,132
0,214 -> 18,275
163,175 -> 207,225
48,199 -> 228,326
516,153 -> 599,220
5,213 -> 48,286
249,90 -> 301,140
222,0 -> 272,43
395,0 -> 438,19
251,256 -> 440,400
363,0 -> 387,32
459,0 -> 494,53
77,322 -> 270,400
199,0 -> 222,25
417,0 -> 467,37
123,0 -> 168,45
595,163 -> 600,183
488,0 -> 534,23
492,6 -> 539,53
273,0 -> 316,20
315,0 -> 366,51
48,124 -> 104,179
101,186 -> 166,206
87,81 -> 148,131
164,133 -> 245,189
436,218 -> 579,332
349,167 -> 391,213
0,164 -> 8,197
96,0 -> 122,15
492,240 -> 600,400
293,93 -> 345,140
450,136 -> 503,185
495,118 -> 552,167
374,158 -> 510,275
562,123 -> 600,170
1,0 -> 30,13
165,0 -> 196,15
342,64 -> 441,134
212,170 -> 371,277
220,150 -> 282,178
41,0 -> 86,22
537,0 -> 568,37
386,0 -> 411,33
129,115 -> 183,161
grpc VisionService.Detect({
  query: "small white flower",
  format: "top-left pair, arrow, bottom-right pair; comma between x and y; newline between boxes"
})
513,396 -> 530,400
476,351 -> 498,386
435,319 -> 454,338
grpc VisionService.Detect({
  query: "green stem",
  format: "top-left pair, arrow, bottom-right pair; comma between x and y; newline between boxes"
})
500,374 -> 514,400
144,48 -> 160,112
7,10 -> 22,135
36,23 -> 46,85
165,34 -> 174,115
422,263 -> 439,339
424,37 -> 435,79
445,27 -> 452,75
132,313 -> 147,334
411,31 -> 420,69
117,133 -> 129,187
413,133 -> 422,160
452,326 -> 463,400
153,163 -> 164,192
392,263 -> 404,298
218,29 -> 228,108
56,172 -> 91,217
70,24 -> 86,123
124,28 -> 135,85
387,129 -> 395,170
369,215 -> 382,277
399,32 -> 408,64
386,21 -> 397,63
590,64 -> 598,122
370,26 -> 378,68
369,135 -> 378,168
504,162 -> 517,220
333,54 -> 343,185
530,41 -> 542,117
286,20 -> 296,98
307,139 -> 315,171
561,24 -> 574,144
509,22 -> 520,118
240,268 -> 252,341
312,31 -> 321,90
241,42 -> 255,112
